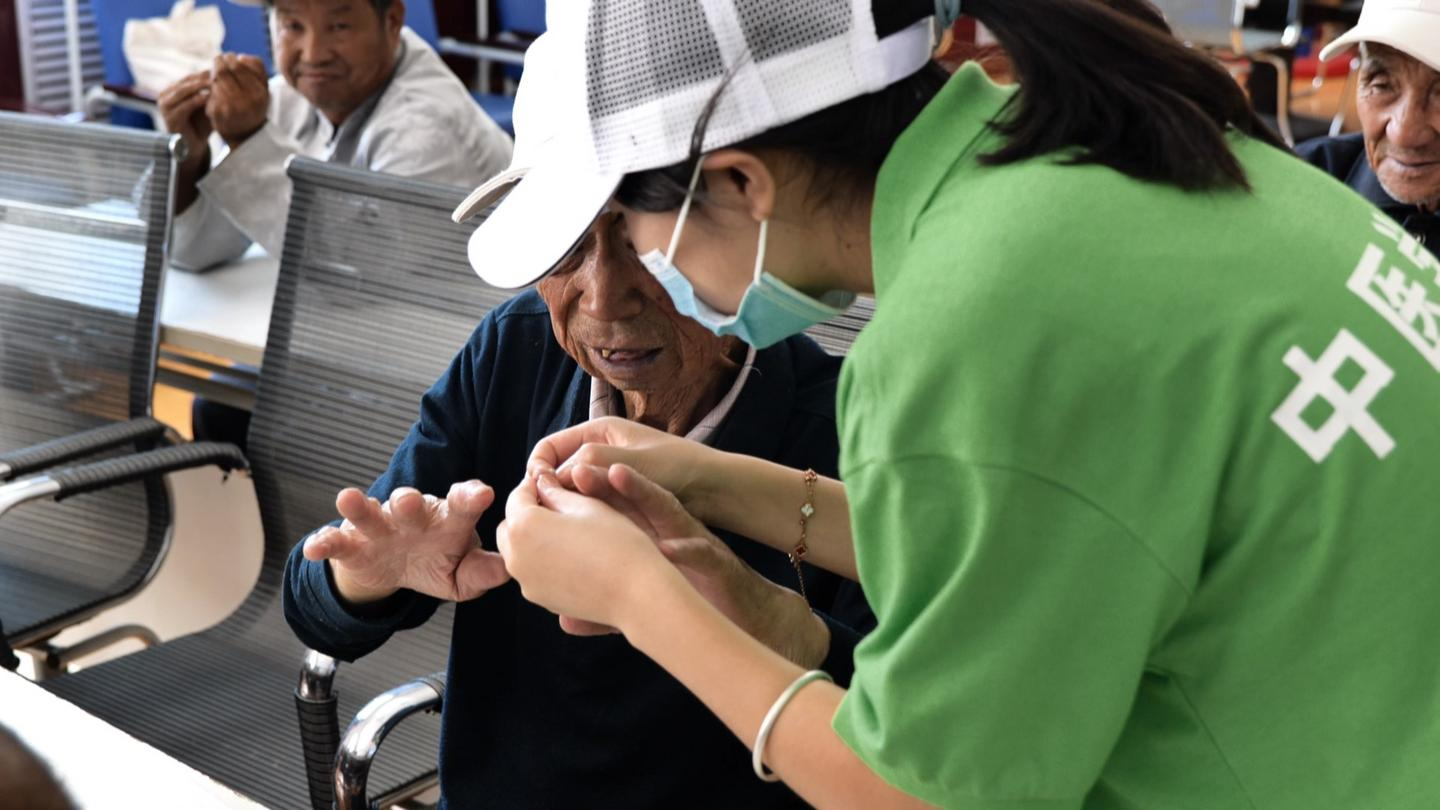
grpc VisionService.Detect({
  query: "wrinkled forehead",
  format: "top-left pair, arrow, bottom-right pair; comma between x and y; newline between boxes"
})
1360,42 -> 1438,77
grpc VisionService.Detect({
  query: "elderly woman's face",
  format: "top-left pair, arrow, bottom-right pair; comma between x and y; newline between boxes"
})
1357,44 -> 1440,210
537,213 -> 739,398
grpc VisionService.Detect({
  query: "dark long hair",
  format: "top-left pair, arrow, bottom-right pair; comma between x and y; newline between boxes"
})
617,0 -> 1286,214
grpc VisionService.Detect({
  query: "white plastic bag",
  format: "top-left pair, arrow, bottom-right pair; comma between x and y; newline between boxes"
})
123,0 -> 226,97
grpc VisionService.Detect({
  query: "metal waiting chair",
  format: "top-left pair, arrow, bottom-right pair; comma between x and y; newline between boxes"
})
1302,0 -> 1365,138
0,112 -> 248,673
1160,0 -> 1302,55
327,297 -> 878,808
42,157 -> 514,810
1154,0 -> 1313,145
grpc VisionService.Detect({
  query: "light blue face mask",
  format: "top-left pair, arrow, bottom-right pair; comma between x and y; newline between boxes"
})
638,161 -> 856,349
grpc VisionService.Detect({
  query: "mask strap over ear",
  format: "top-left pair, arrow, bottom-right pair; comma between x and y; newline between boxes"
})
752,219 -> 769,283
935,0 -> 961,27
665,159 -> 707,263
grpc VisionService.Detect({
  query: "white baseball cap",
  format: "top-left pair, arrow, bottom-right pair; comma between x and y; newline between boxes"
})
456,0 -> 935,290
449,4 -> 615,290
1320,0 -> 1440,74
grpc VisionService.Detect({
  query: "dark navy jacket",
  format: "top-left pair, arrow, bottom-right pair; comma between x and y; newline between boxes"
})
283,290 -> 871,809
1296,132 -> 1440,252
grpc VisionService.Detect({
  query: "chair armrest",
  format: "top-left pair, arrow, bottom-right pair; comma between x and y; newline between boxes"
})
0,417 -> 170,482
334,671 -> 447,810
0,442 -> 248,650
103,83 -> 158,103
296,650 -> 341,810
85,84 -> 160,119
0,442 -> 248,518
437,34 -> 531,66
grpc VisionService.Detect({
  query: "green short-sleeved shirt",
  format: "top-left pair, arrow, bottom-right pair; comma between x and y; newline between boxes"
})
832,64 -> 1440,809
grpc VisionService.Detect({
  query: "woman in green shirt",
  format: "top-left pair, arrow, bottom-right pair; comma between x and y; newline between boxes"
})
480,0 -> 1440,807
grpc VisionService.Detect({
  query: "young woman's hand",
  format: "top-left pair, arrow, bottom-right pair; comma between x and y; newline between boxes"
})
570,464 -> 830,667
506,464 -> 830,667
527,417 -> 721,518
498,472 -> 681,631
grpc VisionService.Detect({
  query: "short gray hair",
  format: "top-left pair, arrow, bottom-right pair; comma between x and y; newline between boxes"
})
263,0 -> 395,15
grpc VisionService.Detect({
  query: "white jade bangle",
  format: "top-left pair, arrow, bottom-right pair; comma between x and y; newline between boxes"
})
752,669 -> 834,782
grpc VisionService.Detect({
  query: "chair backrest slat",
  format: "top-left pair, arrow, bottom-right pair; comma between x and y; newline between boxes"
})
0,112 -> 176,641
1153,0 -> 1301,50
239,158 -> 512,619
805,296 -> 874,357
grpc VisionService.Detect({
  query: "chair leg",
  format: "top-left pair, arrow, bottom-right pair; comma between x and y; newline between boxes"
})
296,651 -> 340,810
1253,51 -> 1295,145
1,617 -> 20,671
1330,58 -> 1359,137
34,624 -> 161,679
476,0 -> 494,96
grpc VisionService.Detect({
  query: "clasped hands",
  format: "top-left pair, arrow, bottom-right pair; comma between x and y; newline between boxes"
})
303,418 -> 828,668
156,54 -> 270,170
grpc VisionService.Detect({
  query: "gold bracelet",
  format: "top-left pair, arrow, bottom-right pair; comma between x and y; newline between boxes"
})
788,469 -> 818,604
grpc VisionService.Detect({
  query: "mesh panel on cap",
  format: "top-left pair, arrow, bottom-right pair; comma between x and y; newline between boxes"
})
586,0 -> 726,120
735,0 -> 853,61
580,0 -> 932,176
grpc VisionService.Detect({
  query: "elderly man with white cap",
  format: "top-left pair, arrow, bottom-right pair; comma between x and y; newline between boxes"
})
1297,0 -> 1440,251
280,14 -> 872,809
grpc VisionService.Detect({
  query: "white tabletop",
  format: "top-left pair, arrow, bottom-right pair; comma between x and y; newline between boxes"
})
2,214 -> 276,370
158,246 -> 279,369
1,671 -> 263,808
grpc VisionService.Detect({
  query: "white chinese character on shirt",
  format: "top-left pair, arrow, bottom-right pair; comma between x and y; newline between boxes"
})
1273,329 -> 1395,463
1348,213 -> 1440,372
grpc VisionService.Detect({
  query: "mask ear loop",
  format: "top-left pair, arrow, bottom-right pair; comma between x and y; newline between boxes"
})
752,218 -> 769,283
665,158 -> 707,264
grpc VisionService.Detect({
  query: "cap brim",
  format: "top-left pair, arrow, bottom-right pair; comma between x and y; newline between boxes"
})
1319,18 -> 1440,74
464,160 -> 620,289
1318,30 -> 1362,63
452,166 -> 528,225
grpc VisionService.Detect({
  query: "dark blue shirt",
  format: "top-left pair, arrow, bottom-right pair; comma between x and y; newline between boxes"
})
1296,132 -> 1440,252
283,290 -> 871,809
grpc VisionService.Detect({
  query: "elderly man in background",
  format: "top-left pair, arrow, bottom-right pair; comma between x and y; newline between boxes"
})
1297,0 -> 1440,251
157,0 -> 511,272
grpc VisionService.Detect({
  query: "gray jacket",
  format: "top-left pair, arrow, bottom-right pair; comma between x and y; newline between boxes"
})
171,27 -> 512,271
